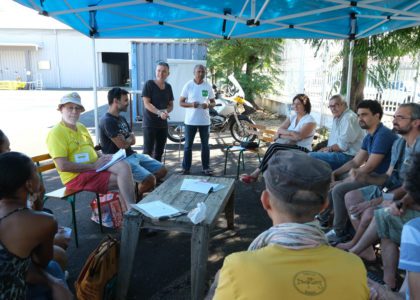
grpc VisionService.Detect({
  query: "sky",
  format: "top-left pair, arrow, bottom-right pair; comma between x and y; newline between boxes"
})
0,0 -> 70,29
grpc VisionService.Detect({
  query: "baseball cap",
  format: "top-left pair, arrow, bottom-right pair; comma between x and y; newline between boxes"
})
58,92 -> 85,111
263,150 -> 332,203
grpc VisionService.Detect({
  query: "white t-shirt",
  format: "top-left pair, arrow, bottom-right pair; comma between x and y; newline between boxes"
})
288,113 -> 316,151
181,80 -> 215,126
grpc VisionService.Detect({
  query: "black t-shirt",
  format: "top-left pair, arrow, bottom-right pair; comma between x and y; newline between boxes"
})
99,113 -> 135,156
141,80 -> 174,128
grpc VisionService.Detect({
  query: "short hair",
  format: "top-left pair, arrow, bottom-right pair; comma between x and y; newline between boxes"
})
0,130 -> 6,147
272,190 -> 328,220
107,88 -> 129,106
293,94 -> 311,114
157,61 -> 170,69
357,100 -> 383,119
399,103 -> 420,120
404,153 -> 420,204
194,64 -> 206,72
0,152 -> 34,198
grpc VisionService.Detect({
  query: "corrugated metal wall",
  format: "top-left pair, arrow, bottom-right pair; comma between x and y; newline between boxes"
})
132,41 -> 207,120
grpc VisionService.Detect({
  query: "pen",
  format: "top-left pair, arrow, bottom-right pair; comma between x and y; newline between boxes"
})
157,211 -> 188,221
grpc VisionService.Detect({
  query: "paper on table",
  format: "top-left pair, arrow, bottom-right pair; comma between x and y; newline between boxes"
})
131,200 -> 185,219
96,148 -> 126,172
180,179 -> 224,194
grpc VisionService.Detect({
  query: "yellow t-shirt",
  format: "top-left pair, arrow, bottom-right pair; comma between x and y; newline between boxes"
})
46,121 -> 98,184
214,244 -> 369,300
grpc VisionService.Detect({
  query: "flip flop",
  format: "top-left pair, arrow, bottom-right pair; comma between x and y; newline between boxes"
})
240,174 -> 258,184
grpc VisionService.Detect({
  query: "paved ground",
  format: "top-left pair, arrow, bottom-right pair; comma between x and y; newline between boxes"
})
1,90 -> 391,299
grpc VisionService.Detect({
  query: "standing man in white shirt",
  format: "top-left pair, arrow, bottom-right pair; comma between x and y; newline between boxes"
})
309,94 -> 364,170
179,64 -> 216,175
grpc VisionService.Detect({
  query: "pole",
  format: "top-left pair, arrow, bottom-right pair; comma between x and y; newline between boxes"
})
91,37 -> 99,145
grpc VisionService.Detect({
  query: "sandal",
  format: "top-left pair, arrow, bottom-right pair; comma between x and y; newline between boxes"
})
240,174 -> 258,184
202,169 -> 214,176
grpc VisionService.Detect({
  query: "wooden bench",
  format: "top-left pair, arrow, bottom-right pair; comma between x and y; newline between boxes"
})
223,123 -> 276,179
31,153 -> 103,248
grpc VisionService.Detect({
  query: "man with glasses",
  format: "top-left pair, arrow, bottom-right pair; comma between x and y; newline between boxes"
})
338,103 -> 420,289
323,100 -> 398,243
309,94 -> 364,170
47,92 -> 136,207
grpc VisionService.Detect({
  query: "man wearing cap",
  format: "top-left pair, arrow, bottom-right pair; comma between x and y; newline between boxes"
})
210,151 -> 369,299
100,88 -> 167,199
309,94 -> 364,170
46,92 -> 136,207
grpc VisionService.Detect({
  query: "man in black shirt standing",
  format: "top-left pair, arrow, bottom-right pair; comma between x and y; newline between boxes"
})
100,88 -> 167,200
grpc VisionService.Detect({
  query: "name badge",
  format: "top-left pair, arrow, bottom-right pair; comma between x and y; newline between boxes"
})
201,90 -> 209,97
74,152 -> 89,163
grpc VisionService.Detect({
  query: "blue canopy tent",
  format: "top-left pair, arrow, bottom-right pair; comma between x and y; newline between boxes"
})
11,1 -> 420,298
12,0 -> 420,143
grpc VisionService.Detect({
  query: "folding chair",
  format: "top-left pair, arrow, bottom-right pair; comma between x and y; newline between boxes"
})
223,123 -> 276,179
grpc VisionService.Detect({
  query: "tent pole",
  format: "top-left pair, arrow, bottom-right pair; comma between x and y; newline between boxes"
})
345,40 -> 354,105
91,37 -> 100,145
346,14 -> 356,105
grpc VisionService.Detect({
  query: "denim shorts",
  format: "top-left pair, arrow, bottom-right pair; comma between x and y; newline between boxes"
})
125,153 -> 163,182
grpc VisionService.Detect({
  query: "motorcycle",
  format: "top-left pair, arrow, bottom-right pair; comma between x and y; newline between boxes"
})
167,75 -> 256,143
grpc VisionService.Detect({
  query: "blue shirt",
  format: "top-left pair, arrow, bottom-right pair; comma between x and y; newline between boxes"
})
399,217 -> 420,299
361,123 -> 397,174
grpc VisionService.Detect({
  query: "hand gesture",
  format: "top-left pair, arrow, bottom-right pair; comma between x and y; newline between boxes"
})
201,103 -> 208,109
94,155 -> 112,169
349,202 -> 371,217
349,168 -> 368,183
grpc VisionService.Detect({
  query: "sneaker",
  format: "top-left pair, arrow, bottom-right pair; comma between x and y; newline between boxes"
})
325,229 -> 350,245
315,214 -> 330,230
202,169 -> 214,176
179,169 -> 190,175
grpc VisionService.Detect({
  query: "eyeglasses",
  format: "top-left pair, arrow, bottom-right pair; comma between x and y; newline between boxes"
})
65,105 -> 83,112
393,115 -> 412,121
328,103 -> 341,109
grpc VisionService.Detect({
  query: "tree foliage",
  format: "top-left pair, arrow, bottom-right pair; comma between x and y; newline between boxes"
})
205,38 -> 284,106
310,26 -> 420,110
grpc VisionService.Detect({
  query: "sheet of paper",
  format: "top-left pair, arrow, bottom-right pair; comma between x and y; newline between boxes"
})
96,148 -> 126,172
131,200 -> 182,219
180,179 -> 223,194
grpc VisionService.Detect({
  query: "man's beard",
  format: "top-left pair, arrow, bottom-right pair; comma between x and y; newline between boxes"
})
393,125 -> 411,135
359,121 -> 368,129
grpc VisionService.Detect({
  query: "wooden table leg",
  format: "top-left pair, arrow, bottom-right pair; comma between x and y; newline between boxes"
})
191,224 -> 210,300
116,214 -> 143,300
224,190 -> 235,230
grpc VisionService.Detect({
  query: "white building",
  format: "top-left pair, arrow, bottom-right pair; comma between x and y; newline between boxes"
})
0,0 -> 135,89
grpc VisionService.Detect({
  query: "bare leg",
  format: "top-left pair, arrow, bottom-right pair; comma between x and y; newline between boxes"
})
154,167 -> 167,180
137,175 -> 156,201
337,208 -> 375,250
381,238 -> 399,289
108,161 -> 135,206
349,217 -> 378,261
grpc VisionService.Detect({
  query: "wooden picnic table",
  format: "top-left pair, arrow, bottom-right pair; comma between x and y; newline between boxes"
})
116,174 -> 236,300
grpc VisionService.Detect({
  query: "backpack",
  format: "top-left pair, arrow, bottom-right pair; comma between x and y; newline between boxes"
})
75,236 -> 119,300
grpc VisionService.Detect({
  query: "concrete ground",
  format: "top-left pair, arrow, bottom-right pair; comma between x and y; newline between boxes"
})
1,90 -> 390,299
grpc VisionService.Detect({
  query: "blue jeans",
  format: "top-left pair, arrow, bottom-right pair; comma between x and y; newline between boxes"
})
308,151 -> 353,170
125,153 -> 163,182
182,125 -> 210,171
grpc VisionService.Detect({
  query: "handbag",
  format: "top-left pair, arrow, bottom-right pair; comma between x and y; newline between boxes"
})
75,235 -> 119,300
90,192 -> 127,229
240,141 -> 259,149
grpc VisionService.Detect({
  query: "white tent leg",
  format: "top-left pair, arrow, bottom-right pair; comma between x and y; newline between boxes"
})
345,39 -> 354,105
91,37 -> 99,145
